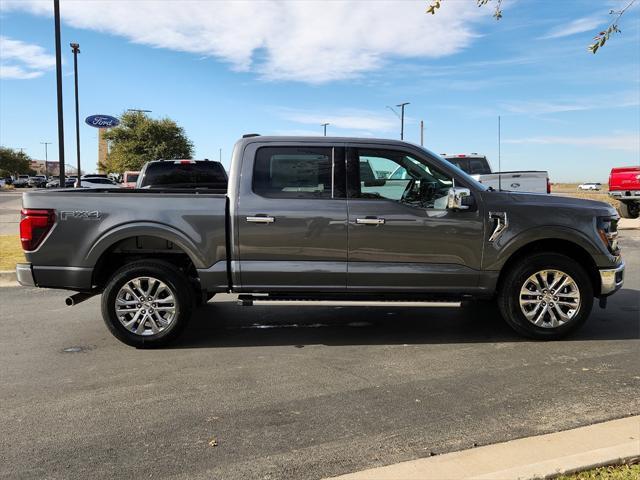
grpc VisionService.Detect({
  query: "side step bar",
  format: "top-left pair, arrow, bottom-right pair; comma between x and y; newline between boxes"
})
237,294 -> 462,307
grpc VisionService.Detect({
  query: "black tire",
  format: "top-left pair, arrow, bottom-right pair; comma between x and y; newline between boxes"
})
619,201 -> 640,219
497,252 -> 593,340
101,260 -> 193,347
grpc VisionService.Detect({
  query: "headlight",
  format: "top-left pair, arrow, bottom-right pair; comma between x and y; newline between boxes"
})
597,216 -> 619,255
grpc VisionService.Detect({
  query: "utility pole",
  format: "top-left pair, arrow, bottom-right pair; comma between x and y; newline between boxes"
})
219,148 -> 222,162
41,142 -> 52,175
71,42 -> 81,186
498,115 -> 502,191
396,102 -> 409,140
321,123 -> 329,136
420,120 -> 424,146
54,0 -> 65,186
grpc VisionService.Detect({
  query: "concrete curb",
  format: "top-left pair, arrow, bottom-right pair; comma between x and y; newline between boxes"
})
0,270 -> 17,287
328,416 -> 640,480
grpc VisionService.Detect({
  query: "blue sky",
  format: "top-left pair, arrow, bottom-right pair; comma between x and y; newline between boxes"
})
0,0 -> 638,182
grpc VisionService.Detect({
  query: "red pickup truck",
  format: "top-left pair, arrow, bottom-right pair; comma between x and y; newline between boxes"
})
609,166 -> 640,218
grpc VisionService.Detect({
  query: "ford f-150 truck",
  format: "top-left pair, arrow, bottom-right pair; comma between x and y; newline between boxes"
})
17,136 -> 624,347
609,166 -> 640,219
442,154 -> 550,194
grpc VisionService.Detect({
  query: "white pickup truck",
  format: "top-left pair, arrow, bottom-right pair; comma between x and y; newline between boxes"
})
443,154 -> 550,194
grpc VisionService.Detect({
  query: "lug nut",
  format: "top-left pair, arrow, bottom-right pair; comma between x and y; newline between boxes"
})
542,302 -> 546,306
141,309 -> 146,314
538,296 -> 543,300
137,304 -> 141,308
554,296 -> 558,301
152,303 -> 156,307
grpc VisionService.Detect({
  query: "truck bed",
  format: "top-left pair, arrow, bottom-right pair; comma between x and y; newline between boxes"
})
21,189 -> 227,290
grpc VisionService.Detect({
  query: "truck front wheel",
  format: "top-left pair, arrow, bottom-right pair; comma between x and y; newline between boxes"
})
619,201 -> 639,219
497,253 -> 593,340
101,260 -> 193,347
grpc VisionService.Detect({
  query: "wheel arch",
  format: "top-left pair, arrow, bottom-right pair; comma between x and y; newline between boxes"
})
496,238 -> 600,296
88,223 -> 205,290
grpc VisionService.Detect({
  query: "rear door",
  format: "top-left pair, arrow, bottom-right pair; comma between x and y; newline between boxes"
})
236,143 -> 348,291
346,144 -> 485,293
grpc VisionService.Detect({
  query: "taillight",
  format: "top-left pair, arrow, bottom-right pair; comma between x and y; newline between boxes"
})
20,209 -> 56,251
547,178 -> 551,194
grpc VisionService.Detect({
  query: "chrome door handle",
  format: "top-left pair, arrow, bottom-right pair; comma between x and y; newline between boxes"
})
356,217 -> 385,225
246,216 -> 275,224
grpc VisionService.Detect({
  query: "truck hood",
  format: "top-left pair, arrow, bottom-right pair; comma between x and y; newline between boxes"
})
484,191 -> 618,217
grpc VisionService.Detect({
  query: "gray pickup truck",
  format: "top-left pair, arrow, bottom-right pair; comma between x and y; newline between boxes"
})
17,136 -> 624,346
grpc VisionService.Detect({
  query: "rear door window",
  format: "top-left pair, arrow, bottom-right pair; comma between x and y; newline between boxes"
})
253,147 -> 335,198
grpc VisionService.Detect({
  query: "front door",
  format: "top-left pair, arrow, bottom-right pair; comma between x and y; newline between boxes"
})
346,145 -> 484,293
236,144 -> 348,291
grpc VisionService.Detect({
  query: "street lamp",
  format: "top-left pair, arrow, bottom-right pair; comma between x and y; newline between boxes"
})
54,0 -> 65,186
40,142 -> 52,175
70,42 -> 81,187
396,102 -> 409,140
321,123 -> 329,136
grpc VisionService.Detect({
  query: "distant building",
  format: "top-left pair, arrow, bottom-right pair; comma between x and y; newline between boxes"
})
28,161 -> 80,176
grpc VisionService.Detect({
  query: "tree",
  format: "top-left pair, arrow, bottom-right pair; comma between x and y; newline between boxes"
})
0,147 -> 31,177
426,0 -> 637,53
100,111 -> 194,173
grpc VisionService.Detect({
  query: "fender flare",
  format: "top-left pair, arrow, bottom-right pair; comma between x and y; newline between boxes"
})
85,222 -> 207,269
487,225 -> 602,271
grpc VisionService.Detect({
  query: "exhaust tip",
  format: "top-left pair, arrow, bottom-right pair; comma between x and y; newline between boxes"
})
65,297 -> 74,306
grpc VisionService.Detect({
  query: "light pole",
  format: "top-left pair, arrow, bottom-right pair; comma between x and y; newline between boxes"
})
41,142 -> 52,175
321,123 -> 329,136
71,42 -> 81,186
54,0 -> 65,186
396,102 -> 409,140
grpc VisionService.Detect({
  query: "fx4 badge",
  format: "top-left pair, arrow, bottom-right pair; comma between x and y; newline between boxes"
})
60,210 -> 101,221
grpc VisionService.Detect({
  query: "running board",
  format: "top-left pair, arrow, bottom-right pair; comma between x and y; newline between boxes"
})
237,294 -> 462,307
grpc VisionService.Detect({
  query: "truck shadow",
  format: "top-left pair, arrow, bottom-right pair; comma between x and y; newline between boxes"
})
173,288 -> 640,348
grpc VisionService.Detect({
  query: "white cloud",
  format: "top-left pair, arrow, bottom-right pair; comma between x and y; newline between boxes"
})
501,91 -> 640,115
504,133 -> 639,152
540,15 -> 604,40
280,108 -> 397,133
0,36 -> 55,79
1,0 -> 486,83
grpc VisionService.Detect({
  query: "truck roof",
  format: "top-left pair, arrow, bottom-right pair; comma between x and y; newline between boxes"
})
236,135 -> 425,148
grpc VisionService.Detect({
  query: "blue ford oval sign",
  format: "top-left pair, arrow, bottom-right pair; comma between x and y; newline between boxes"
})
85,114 -> 120,128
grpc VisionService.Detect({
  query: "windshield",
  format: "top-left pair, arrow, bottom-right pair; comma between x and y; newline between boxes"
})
140,161 -> 228,189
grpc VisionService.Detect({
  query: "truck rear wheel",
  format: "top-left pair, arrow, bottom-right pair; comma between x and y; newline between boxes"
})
497,253 -> 593,340
101,260 -> 193,347
619,201 -> 639,219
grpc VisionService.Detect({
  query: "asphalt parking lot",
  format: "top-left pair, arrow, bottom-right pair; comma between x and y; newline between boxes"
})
0,199 -> 638,479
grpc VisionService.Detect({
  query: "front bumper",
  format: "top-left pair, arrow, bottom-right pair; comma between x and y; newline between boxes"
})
16,263 -> 36,287
599,262 -> 624,296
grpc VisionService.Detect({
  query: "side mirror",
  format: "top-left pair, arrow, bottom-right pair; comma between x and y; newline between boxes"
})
447,187 -> 472,210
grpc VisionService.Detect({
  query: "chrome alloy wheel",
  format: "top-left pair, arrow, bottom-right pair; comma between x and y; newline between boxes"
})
115,277 -> 177,336
519,269 -> 581,328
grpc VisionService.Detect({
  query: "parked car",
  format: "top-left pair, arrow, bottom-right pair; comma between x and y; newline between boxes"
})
609,166 -> 640,219
74,176 -> 121,189
136,159 -> 228,190
13,175 -> 30,188
46,177 -> 75,188
16,136 -> 623,347
121,171 -> 140,188
1,177 -> 12,186
441,154 -> 550,194
28,175 -> 48,188
578,183 -> 602,191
